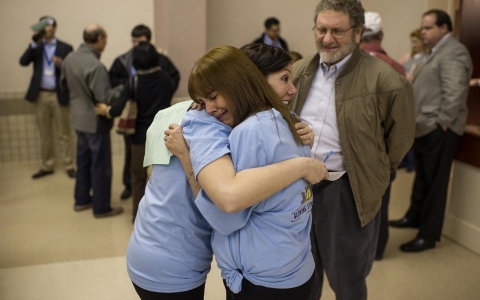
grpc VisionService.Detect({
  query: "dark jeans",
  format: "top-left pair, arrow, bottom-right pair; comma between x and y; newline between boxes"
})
224,273 -> 314,300
406,126 -> 460,241
132,281 -> 205,300
74,131 -> 112,215
308,173 -> 380,300
123,135 -> 132,189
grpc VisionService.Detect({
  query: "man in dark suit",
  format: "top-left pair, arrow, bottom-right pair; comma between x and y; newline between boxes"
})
390,9 -> 473,252
20,16 -> 75,179
109,24 -> 180,200
253,17 -> 289,51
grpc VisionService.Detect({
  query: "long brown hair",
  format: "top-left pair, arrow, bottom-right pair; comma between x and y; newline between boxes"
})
188,45 -> 302,144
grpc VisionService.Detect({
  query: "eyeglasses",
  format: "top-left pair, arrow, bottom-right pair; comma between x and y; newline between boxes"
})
312,26 -> 355,39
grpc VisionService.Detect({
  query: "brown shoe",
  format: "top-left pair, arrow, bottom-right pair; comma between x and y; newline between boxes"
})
74,203 -> 92,211
94,206 -> 124,218
32,169 -> 54,179
66,169 -> 76,178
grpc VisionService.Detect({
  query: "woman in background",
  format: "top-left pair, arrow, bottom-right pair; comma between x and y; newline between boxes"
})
399,28 -> 429,82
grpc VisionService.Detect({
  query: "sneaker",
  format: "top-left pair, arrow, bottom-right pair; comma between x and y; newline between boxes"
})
94,207 -> 124,218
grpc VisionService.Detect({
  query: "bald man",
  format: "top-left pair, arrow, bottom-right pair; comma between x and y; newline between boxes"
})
61,24 -> 124,218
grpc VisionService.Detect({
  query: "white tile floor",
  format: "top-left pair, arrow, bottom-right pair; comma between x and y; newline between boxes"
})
1,156 -> 480,300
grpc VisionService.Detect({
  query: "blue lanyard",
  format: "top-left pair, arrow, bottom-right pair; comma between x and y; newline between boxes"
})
42,44 -> 54,67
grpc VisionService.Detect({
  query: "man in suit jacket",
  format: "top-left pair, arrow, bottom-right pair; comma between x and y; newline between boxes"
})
20,16 -> 75,179
390,9 -> 473,252
108,24 -> 180,201
253,17 -> 289,51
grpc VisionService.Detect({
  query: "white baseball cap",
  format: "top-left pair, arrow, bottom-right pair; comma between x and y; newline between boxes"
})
363,12 -> 382,36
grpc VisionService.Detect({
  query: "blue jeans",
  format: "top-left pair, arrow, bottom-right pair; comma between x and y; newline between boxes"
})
75,131 -> 112,215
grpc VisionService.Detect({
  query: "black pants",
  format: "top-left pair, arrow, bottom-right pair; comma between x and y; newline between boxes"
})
406,127 -> 460,241
224,273 -> 314,300
376,172 -> 396,259
308,173 -> 380,300
132,282 -> 205,300
123,135 -> 132,189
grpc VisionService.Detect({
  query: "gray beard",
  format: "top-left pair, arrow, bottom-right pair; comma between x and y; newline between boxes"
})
318,34 -> 356,65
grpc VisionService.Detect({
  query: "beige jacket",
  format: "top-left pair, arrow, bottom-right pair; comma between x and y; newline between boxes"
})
289,46 -> 415,226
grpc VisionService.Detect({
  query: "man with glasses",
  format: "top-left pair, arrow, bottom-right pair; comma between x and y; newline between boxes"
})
288,1 -> 414,299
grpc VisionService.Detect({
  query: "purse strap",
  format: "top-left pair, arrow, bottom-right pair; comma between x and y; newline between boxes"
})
130,75 -> 138,101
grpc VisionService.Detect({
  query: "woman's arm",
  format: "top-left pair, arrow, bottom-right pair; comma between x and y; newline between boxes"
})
165,124 -> 328,213
164,126 -> 201,197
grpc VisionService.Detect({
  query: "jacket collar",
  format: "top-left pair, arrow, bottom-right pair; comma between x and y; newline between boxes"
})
79,43 -> 101,59
337,45 -> 363,80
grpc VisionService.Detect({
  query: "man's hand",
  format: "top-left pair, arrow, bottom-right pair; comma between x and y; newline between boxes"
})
94,103 -> 108,116
164,124 -> 189,158
52,56 -> 63,67
295,116 -> 314,148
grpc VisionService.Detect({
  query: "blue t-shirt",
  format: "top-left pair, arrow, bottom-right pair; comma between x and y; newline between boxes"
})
194,109 -> 315,293
126,109 -> 231,292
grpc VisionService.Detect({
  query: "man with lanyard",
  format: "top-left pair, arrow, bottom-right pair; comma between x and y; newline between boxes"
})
253,17 -> 289,51
109,24 -> 180,200
20,16 -> 75,179
288,1 -> 414,299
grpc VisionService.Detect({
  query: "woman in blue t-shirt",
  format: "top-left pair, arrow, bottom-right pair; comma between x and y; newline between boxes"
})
181,45 -> 319,300
127,46 -> 327,300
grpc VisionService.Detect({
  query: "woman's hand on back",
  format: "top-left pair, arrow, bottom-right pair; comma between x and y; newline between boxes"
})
164,124 -> 189,158
295,116 -> 314,148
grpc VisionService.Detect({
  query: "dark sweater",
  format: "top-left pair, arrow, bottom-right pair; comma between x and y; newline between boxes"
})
110,70 -> 174,144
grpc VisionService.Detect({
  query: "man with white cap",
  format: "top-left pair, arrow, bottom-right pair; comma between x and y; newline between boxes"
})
360,12 -> 406,261
360,12 -> 405,75
289,1 -> 415,299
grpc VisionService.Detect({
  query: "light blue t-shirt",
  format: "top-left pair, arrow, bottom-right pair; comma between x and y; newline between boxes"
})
126,109 -> 231,293
194,109 -> 315,293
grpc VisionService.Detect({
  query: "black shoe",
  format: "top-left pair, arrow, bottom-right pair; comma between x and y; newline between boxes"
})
66,169 -> 76,178
94,206 -> 124,218
74,203 -> 92,211
120,187 -> 131,200
400,238 -> 435,252
32,169 -> 54,179
389,217 -> 419,228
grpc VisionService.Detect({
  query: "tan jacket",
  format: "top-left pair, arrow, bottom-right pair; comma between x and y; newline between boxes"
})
289,46 -> 415,226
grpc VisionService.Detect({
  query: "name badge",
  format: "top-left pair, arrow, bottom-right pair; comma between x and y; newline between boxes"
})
44,69 -> 55,76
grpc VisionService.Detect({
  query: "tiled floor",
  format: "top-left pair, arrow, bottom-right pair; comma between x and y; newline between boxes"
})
1,157 -> 480,299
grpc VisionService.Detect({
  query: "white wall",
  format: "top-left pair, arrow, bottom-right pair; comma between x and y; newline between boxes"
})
0,0 -> 154,94
207,0 -> 430,63
444,162 -> 480,256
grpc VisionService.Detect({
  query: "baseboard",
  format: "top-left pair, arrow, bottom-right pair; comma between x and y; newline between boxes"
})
443,213 -> 480,256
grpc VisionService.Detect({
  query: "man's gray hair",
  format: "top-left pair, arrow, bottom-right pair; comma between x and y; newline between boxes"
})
313,0 -> 365,27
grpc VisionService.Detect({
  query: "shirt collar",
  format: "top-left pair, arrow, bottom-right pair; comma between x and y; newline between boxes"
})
319,52 -> 353,76
431,33 -> 451,53
263,34 -> 281,47
42,38 -> 57,46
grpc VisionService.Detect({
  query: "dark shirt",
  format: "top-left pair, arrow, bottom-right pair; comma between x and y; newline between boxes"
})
110,70 -> 174,144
